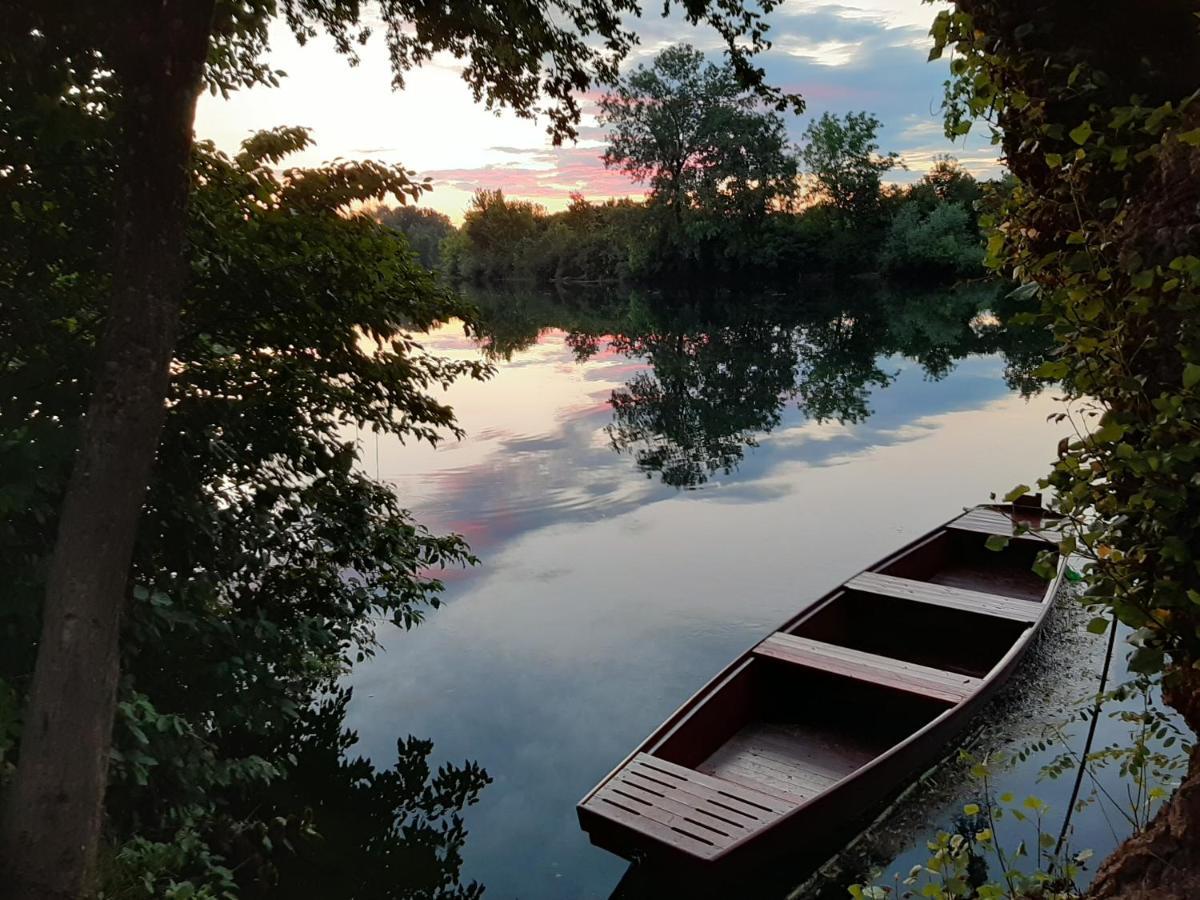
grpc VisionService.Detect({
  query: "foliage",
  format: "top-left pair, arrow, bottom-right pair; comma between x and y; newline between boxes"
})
194,0 -> 802,144
1031,675 -> 1189,835
852,666 -> 1190,899
881,203 -> 984,279
599,43 -> 800,227
800,111 -> 902,225
2,0 -> 817,892
929,4 -> 1200,716
439,166 -> 996,285
377,205 -> 455,269
851,755 -> 1092,900
440,67 -> 987,284
1,122 -> 494,895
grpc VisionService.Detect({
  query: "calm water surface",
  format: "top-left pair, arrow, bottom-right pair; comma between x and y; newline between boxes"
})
344,287 -> 1077,898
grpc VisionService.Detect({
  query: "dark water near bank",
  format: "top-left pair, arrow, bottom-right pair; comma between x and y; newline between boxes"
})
340,285 -> 1166,898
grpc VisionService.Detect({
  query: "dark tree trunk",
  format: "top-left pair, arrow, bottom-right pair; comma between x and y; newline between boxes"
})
1088,667 -> 1200,899
0,3 -> 214,897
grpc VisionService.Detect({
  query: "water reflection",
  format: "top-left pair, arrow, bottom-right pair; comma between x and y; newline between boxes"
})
468,284 -> 1048,487
347,283 -> 1064,899
191,687 -> 489,899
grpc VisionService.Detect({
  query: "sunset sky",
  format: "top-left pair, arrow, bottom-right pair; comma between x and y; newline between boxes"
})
195,0 -> 1000,222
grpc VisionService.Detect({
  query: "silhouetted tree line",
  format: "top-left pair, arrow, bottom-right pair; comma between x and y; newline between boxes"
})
379,46 -> 998,286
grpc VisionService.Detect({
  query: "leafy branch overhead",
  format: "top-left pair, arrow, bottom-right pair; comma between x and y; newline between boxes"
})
928,4 -> 1200,895
207,0 -> 804,143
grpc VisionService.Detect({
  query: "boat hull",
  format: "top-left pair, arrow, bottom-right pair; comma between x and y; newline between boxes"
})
578,503 -> 1065,876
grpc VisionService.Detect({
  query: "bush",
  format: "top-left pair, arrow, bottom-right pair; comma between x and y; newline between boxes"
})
880,202 -> 984,279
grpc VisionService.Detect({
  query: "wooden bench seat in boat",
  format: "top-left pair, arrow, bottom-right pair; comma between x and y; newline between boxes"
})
753,633 -> 981,704
846,572 -> 1040,623
588,753 -> 792,859
949,507 -> 1052,543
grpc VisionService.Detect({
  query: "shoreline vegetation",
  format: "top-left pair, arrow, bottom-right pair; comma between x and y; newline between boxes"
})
379,46 -> 1000,290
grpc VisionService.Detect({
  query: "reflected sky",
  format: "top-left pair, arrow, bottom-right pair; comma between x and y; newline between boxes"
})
344,316 -> 1069,899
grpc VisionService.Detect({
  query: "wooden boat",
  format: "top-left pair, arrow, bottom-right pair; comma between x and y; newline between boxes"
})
578,501 -> 1065,875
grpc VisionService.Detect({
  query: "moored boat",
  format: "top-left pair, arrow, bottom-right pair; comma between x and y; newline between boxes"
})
577,501 -> 1065,874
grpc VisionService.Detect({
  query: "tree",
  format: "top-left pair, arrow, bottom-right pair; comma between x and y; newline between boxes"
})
879,203 -> 984,279
461,189 -> 545,278
377,205 -> 455,269
931,1 -> 1200,895
0,0 -> 799,893
918,154 -> 982,210
600,44 -> 802,225
3,122 -> 492,896
799,111 -> 901,224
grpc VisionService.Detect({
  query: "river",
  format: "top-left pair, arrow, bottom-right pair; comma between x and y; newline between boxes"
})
339,284 -> 1159,897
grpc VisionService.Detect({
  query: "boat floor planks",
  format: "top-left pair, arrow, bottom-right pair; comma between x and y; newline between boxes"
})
578,502 -> 1065,875
699,722 -> 867,800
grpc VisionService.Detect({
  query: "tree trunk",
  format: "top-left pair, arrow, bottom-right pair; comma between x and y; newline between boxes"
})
1088,666 -> 1200,898
0,3 -> 214,897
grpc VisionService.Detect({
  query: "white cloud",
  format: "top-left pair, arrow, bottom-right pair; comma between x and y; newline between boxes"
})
775,36 -> 863,66
780,0 -> 943,32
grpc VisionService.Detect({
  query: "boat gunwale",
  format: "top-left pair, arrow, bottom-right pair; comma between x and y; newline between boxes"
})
577,504 -> 1067,863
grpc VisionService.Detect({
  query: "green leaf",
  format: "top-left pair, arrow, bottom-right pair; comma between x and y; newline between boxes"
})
1034,360 -> 1069,379
1183,363 -> 1200,389
1091,422 -> 1126,443
1086,616 -> 1110,634
1129,646 -> 1165,675
1069,121 -> 1093,145
985,534 -> 1011,552
1003,484 -> 1031,503
1044,152 -> 1063,168
1179,127 -> 1200,146
963,802 -> 981,816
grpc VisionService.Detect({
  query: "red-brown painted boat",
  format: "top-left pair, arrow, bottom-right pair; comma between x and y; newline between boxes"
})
578,501 -> 1066,875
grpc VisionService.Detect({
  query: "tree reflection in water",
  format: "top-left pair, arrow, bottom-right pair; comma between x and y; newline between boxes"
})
239,690 -> 491,900
469,283 -> 1050,488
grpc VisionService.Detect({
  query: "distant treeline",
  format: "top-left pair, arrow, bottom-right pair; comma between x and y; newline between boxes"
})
378,44 -> 1002,287
380,161 -> 998,285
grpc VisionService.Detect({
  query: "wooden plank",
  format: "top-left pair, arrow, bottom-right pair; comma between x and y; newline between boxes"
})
950,508 -> 1052,542
755,632 -> 981,704
702,748 -> 828,792
758,632 -> 980,693
620,766 -> 777,820
581,752 -> 803,860
589,792 -> 723,858
930,564 -> 1045,602
607,777 -> 755,834
699,751 -> 828,797
698,759 -> 819,802
847,572 -> 1040,623
596,783 -> 734,843
735,724 -> 870,775
631,754 -> 797,815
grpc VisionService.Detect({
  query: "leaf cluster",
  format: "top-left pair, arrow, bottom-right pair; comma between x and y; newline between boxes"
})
929,2 -> 1200,708
1,70 -> 492,895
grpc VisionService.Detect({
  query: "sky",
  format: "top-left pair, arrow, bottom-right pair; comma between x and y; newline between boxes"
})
195,0 -> 1002,222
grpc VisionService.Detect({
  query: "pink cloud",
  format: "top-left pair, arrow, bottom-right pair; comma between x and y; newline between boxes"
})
425,145 -> 649,205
